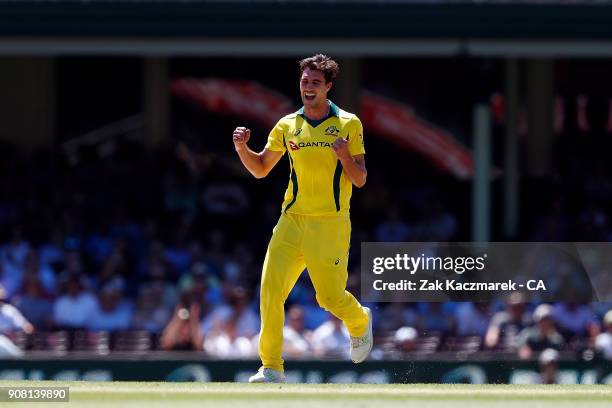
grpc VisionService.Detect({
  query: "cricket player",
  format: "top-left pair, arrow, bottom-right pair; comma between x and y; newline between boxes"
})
232,54 -> 372,383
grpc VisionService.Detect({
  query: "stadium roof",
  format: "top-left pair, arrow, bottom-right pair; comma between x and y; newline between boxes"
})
2,1 -> 612,39
2,1 -> 612,56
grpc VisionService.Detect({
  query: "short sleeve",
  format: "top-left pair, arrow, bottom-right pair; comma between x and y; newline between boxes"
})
264,121 -> 286,153
4,304 -> 28,330
347,117 -> 365,156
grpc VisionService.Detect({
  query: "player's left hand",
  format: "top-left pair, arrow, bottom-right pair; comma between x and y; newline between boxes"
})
332,137 -> 351,161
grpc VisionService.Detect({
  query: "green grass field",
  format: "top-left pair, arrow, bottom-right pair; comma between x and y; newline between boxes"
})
0,381 -> 610,408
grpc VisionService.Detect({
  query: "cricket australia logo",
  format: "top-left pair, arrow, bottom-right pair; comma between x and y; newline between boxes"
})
324,125 -> 340,136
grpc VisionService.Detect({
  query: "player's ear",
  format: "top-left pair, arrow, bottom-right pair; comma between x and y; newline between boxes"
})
325,81 -> 332,92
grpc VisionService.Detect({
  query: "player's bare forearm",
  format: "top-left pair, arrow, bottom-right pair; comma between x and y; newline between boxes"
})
233,126 -> 283,179
233,126 -> 263,178
339,155 -> 367,188
159,316 -> 181,350
235,145 -> 266,178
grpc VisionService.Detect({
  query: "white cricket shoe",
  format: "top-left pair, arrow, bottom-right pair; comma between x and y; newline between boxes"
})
248,367 -> 287,383
350,307 -> 373,363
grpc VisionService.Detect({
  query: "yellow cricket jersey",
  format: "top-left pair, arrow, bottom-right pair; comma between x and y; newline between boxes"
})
265,100 -> 365,216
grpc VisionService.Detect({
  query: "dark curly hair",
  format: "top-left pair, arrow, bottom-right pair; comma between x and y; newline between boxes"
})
298,54 -> 340,83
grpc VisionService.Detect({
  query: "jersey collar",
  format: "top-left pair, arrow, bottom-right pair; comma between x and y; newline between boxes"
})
297,100 -> 339,128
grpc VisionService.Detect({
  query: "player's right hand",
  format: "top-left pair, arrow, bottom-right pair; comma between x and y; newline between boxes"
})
233,126 -> 251,150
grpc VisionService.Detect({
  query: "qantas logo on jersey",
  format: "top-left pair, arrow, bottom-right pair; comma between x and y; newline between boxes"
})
288,140 -> 332,151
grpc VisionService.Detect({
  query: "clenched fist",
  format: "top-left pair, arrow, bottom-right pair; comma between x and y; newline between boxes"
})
233,127 -> 251,151
332,136 -> 351,161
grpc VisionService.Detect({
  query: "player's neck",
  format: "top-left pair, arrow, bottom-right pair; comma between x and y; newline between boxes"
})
303,100 -> 330,121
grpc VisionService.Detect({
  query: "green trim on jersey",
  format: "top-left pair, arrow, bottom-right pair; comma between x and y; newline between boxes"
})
283,134 -> 298,213
333,160 -> 343,212
297,100 -> 339,128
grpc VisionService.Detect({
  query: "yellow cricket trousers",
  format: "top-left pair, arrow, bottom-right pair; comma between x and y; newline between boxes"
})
258,212 -> 369,371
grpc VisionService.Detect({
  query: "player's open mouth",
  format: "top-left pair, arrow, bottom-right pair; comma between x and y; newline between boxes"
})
304,93 -> 316,102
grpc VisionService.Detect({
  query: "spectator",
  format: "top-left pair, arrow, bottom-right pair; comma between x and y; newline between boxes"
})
189,262 -> 223,307
310,315 -> 350,359
594,309 -> 612,360
377,302 -> 420,332
86,278 -> 133,331
140,244 -> 178,311
201,229 -> 229,277
2,226 -> 30,267
160,303 -> 203,351
222,245 -> 255,285
518,304 -> 565,359
552,302 -> 600,339
97,238 -> 130,286
0,283 -> 33,357
298,286 -> 329,331
485,292 -> 531,349
282,305 -> 311,358
538,348 -> 560,384
22,250 -> 56,295
60,250 -> 85,284
200,287 -> 258,339
203,313 -> 256,359
455,302 -> 493,337
132,286 -> 171,334
250,305 -> 312,359
52,275 -> 97,329
417,302 -> 456,335
59,249 -> 87,288
164,227 -> 193,276
0,227 -> 30,298
394,326 -> 418,354
13,275 -> 53,329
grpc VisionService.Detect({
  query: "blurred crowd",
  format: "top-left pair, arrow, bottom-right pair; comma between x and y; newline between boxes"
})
0,134 -> 611,364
